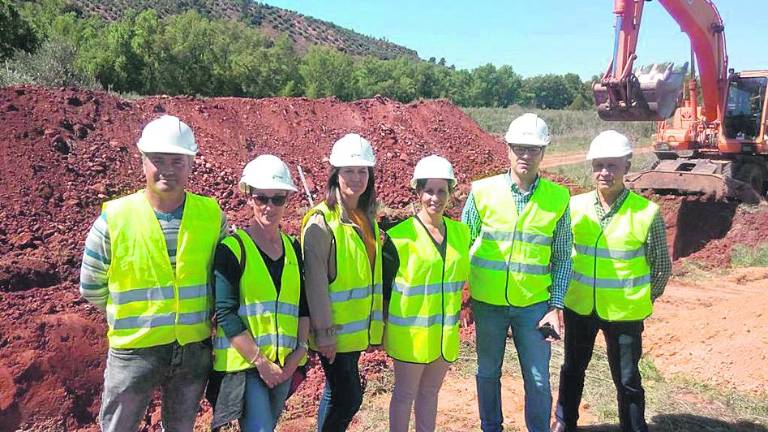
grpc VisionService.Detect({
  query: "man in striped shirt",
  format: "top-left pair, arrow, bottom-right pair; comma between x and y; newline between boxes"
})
80,209 -> 228,310
79,115 -> 227,432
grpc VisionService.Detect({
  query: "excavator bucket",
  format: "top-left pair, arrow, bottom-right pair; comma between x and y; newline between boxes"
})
625,158 -> 762,203
594,62 -> 688,121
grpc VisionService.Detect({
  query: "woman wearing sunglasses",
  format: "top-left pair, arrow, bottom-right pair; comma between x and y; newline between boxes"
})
211,154 -> 309,432
383,155 -> 470,432
301,134 -> 384,432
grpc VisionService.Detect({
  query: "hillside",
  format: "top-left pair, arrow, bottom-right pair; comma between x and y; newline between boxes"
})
58,0 -> 418,60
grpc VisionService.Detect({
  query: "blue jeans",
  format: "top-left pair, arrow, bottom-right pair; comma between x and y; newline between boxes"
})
240,368 -> 291,432
317,351 -> 363,432
99,340 -> 211,432
473,300 -> 551,432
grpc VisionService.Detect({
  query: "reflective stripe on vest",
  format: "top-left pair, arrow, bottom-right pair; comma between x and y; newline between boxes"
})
384,217 -> 470,363
213,230 -> 303,372
104,191 -> 220,349
565,191 -> 657,321
301,202 -> 384,353
468,175 -> 569,306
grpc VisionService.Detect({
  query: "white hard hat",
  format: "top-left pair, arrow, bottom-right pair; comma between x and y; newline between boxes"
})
411,155 -> 456,188
137,115 -> 198,155
329,133 -> 376,167
586,130 -> 633,160
504,113 -> 550,147
238,154 -> 298,193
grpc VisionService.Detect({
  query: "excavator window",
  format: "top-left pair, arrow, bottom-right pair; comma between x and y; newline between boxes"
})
724,77 -> 767,139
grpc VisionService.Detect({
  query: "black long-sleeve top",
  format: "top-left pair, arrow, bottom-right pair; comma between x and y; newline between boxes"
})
214,236 -> 309,338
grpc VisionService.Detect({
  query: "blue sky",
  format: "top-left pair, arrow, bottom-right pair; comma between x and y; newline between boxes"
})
264,1 -> 764,80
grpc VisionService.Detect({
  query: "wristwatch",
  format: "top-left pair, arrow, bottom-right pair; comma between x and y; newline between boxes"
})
297,341 -> 309,351
315,326 -> 337,338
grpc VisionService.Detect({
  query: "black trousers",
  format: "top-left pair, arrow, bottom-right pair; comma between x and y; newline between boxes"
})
556,308 -> 648,432
318,351 -> 363,432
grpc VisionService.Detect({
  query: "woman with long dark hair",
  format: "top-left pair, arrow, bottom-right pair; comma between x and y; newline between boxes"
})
301,133 -> 383,432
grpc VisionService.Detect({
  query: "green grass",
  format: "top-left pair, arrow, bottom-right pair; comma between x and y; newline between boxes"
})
463,106 -> 656,154
548,152 -> 658,189
730,243 -> 768,267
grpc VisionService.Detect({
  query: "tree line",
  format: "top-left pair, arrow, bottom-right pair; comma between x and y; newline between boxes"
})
2,0 -> 594,109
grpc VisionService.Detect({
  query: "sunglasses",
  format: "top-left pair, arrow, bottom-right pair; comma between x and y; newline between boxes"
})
251,194 -> 288,206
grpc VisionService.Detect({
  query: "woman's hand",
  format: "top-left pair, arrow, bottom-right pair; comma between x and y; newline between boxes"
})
255,357 -> 284,388
280,347 -> 307,382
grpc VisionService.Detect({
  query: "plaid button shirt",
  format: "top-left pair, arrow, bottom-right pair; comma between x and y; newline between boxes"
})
592,188 -> 671,300
461,174 -> 573,309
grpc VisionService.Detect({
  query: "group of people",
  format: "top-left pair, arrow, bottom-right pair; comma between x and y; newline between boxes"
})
79,112 -> 671,432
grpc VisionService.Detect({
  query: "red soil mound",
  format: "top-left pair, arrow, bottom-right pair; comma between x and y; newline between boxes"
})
0,86 -> 507,430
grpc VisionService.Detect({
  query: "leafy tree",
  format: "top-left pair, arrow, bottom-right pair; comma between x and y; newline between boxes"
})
2,4 -> 596,110
521,74 -> 572,109
469,64 -> 500,107
0,0 -> 38,59
568,93 -> 591,110
14,0 -> 69,40
444,69 -> 473,106
300,45 -> 354,100
496,65 -> 522,107
158,11 -> 218,95
77,12 -> 146,92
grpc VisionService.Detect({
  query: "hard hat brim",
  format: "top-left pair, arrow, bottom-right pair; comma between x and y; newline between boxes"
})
238,180 -> 298,193
329,156 -> 376,168
137,140 -> 197,156
503,134 -> 550,147
585,149 -> 633,161
410,177 -> 457,189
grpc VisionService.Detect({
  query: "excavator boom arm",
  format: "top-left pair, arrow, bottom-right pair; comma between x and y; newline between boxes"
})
656,0 -> 727,122
598,0 -> 727,123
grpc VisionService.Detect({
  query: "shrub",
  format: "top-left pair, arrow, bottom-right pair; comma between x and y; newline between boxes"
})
0,37 -> 99,88
730,243 -> 768,267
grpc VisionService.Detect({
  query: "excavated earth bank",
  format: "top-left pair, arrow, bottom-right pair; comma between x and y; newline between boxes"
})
1,86 -> 766,430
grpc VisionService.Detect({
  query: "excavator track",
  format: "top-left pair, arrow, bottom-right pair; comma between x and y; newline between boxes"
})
626,158 -> 765,203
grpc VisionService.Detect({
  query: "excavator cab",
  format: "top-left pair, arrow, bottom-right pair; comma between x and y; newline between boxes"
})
593,62 -> 688,121
723,73 -> 767,141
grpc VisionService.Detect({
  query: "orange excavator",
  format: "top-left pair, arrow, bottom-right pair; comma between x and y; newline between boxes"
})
593,0 -> 767,202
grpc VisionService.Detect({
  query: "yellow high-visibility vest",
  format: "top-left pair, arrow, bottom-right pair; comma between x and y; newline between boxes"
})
104,191 -> 221,349
301,201 -> 383,352
566,190 -> 657,321
213,229 -> 303,372
385,216 -> 470,363
469,175 -> 569,306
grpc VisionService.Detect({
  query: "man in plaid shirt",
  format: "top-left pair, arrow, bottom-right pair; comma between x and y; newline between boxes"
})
462,113 -> 572,432
552,131 -> 671,432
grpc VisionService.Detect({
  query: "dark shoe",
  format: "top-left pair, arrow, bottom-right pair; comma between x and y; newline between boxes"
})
550,421 -> 569,432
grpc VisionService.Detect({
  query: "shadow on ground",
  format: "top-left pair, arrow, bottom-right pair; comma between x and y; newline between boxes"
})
576,413 -> 767,432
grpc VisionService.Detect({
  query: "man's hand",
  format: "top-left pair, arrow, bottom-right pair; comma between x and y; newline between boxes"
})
316,342 -> 337,364
537,308 -> 564,343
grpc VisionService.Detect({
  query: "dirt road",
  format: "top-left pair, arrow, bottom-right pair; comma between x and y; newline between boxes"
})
540,146 -> 653,169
